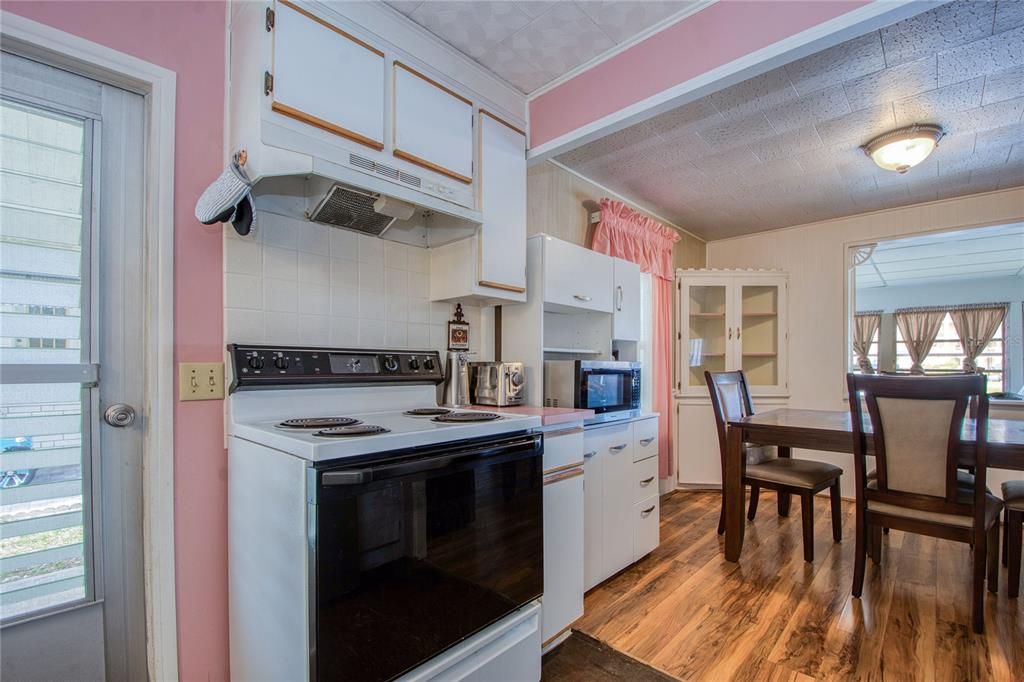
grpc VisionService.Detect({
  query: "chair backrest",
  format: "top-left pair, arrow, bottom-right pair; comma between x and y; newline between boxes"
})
846,373 -> 989,526
705,370 -> 755,470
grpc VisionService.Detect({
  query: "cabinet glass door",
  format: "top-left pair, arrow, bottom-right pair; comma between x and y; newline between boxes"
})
737,283 -> 782,390
684,285 -> 727,391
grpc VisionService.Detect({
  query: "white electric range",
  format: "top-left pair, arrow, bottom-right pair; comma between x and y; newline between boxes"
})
226,345 -> 544,682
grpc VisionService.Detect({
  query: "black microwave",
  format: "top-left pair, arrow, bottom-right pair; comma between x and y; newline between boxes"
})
543,360 -> 641,424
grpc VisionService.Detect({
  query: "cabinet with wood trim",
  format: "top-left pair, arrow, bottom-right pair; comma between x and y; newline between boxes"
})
477,111 -> 527,295
393,62 -> 474,184
583,416 -> 660,591
270,0 -> 386,151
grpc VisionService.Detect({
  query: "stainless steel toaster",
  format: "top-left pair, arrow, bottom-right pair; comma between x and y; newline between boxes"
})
468,362 -> 525,407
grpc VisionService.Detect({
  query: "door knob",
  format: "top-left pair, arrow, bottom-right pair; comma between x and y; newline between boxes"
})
104,403 -> 136,427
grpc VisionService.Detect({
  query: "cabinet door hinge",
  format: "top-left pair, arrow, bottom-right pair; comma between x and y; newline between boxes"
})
264,71 -> 274,96
677,332 -> 681,340
266,7 -> 275,31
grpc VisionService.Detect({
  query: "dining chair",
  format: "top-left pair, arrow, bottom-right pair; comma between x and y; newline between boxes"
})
846,373 -> 1002,633
706,370 -> 843,562
1002,480 -> 1023,598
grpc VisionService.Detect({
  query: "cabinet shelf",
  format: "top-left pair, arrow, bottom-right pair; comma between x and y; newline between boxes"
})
690,312 -> 726,318
742,352 -> 777,357
543,347 -> 604,355
742,312 -> 777,318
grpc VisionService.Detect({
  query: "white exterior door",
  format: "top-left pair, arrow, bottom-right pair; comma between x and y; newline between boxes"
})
0,51 -> 147,681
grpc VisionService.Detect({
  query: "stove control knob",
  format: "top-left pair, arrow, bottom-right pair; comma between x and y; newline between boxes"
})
510,371 -> 524,387
383,356 -> 400,372
248,355 -> 265,370
274,356 -> 289,370
408,357 -> 420,370
424,358 -> 435,371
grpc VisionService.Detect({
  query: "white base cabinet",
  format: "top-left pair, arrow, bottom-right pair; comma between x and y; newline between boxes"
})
541,429 -> 585,646
583,417 -> 660,592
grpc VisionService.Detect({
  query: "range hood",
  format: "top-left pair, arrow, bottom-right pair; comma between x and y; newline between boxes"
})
250,156 -> 481,249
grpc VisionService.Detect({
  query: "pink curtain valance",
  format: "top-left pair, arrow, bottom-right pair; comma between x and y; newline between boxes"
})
591,199 -> 680,281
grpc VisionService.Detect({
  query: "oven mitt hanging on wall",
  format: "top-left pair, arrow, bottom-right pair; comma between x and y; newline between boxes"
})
195,156 -> 256,236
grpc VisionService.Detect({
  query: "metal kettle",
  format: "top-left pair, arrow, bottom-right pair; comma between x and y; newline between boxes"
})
441,351 -> 471,407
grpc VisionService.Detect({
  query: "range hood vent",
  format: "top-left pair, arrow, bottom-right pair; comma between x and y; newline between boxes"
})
308,183 -> 396,236
349,153 -> 422,189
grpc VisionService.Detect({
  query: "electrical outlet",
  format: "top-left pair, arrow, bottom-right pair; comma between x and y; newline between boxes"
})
179,362 -> 225,401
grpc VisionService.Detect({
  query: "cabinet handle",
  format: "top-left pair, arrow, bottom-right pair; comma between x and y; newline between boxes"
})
640,505 -> 656,516
737,327 -> 742,339
616,285 -> 623,311
583,450 -> 597,459
639,437 -> 655,446
640,476 -> 655,486
610,443 -> 628,453
573,294 -> 592,302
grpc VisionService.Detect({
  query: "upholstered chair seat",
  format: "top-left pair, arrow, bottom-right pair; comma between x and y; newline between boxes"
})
748,458 -> 843,488
1004,481 -> 1024,512
865,480 -> 1002,528
1003,480 -> 1024,598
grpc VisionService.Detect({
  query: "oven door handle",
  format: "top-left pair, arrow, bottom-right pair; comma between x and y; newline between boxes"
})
321,435 -> 542,486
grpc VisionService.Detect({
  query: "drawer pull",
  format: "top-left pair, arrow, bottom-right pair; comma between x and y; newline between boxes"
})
583,450 -> 597,459
640,476 -> 655,486
573,294 -> 592,302
640,505 -> 656,516
639,437 -> 655,446
609,443 -> 628,452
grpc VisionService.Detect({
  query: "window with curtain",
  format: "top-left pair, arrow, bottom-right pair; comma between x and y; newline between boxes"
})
895,312 -> 1005,392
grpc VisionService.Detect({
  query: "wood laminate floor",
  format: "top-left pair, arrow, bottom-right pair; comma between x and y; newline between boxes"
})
574,491 -> 1024,681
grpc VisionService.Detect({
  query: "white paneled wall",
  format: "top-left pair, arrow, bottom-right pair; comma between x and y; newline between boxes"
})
224,211 -> 482,354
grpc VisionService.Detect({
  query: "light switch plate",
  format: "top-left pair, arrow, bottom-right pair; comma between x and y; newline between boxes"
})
179,362 -> 225,401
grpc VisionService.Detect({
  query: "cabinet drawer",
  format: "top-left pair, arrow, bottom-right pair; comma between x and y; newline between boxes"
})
633,456 -> 658,503
584,422 -> 632,460
633,417 -> 659,462
634,495 -> 659,560
543,428 -> 584,473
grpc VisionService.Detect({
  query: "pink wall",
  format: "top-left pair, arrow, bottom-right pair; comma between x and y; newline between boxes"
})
529,0 -> 869,149
4,2 -> 228,679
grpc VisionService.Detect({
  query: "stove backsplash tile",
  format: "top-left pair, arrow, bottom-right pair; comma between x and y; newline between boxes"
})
224,211 -> 483,356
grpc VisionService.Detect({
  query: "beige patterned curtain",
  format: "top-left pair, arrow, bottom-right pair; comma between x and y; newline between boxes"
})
895,307 -> 946,374
853,311 -> 881,373
949,303 -> 1007,373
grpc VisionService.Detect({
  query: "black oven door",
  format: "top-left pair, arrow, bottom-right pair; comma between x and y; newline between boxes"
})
313,432 -> 543,681
578,368 -> 638,416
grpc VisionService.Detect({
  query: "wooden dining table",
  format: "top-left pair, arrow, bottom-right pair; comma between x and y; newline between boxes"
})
723,408 -> 1024,562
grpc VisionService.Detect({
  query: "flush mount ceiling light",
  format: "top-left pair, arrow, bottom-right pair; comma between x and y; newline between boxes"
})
861,124 -> 944,174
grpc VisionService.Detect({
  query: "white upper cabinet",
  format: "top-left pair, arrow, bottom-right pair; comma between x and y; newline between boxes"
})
477,112 -> 526,294
271,0 -> 385,150
542,237 -> 614,313
612,258 -> 641,341
393,62 -> 474,184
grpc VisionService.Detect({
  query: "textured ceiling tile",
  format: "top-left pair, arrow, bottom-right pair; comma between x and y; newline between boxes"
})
815,102 -> 897,146
938,147 -> 1011,176
476,44 -> 559,93
975,122 -> 1024,150
893,77 -> 985,126
983,64 -> 1024,105
734,158 -> 804,188
514,1 -> 555,19
690,147 -> 762,175
646,99 -> 724,136
696,111 -> 776,151
507,2 -> 616,75
763,85 -> 851,132
943,95 -> 1024,134
748,126 -> 824,162
933,131 -> 977,160
937,25 -> 1024,86
649,129 -> 714,161
784,32 -> 886,95
995,1 -> 1024,34
383,1 -> 423,16
843,57 -> 938,110
880,1 -> 994,67
709,67 -> 799,120
577,1 -> 692,43
556,121 -> 659,167
409,2 -> 531,60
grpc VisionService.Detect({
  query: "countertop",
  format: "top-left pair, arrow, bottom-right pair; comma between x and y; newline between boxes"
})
467,405 -> 595,426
